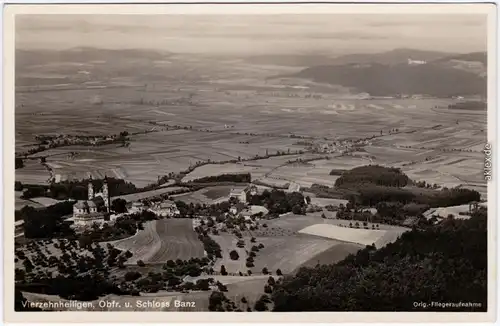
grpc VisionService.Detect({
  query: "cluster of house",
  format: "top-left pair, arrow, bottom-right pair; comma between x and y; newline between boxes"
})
128,200 -> 180,217
314,139 -> 371,154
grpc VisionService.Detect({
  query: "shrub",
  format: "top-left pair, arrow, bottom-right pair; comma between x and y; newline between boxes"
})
124,271 -> 142,282
229,250 -> 240,260
220,265 -> 228,276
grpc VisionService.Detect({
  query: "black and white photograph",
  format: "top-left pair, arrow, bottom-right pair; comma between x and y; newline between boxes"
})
4,2 -> 496,323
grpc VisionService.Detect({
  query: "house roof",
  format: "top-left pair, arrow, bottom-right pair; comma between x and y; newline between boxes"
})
230,186 -> 247,193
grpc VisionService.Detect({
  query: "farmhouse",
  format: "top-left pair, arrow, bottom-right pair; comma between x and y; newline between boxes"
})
229,184 -> 257,203
286,182 -> 302,193
149,200 -> 180,217
128,201 -> 146,213
71,178 -> 110,227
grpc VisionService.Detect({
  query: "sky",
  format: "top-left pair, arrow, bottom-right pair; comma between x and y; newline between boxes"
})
15,14 -> 488,56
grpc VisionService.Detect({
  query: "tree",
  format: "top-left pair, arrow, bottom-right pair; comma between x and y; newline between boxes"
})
276,268 -> 283,276
78,235 -> 92,249
229,250 -> 240,261
137,260 -> 146,267
220,265 -> 228,276
124,271 -> 142,282
15,181 -> 23,192
254,296 -> 269,311
209,291 -> 226,311
262,267 -> 269,275
195,279 -> 210,291
15,158 -> 24,170
111,198 -> 128,214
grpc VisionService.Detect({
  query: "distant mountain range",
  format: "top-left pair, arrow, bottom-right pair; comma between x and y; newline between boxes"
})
245,49 -> 458,67
16,47 -> 171,66
271,48 -> 487,97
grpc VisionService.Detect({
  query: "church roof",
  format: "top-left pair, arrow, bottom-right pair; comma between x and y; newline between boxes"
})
74,200 -> 87,209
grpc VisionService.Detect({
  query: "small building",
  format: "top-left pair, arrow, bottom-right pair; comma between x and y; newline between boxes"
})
286,182 -> 301,193
149,200 -> 180,217
229,184 -> 258,203
128,201 -> 146,214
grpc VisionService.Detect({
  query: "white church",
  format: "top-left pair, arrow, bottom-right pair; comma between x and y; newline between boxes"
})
72,177 -> 111,227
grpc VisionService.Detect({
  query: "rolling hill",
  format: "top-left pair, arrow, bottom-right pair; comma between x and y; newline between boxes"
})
325,48 -> 455,66
286,60 -> 486,97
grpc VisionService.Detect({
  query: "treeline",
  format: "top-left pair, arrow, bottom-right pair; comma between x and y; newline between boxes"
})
248,190 -> 306,215
448,101 -> 486,111
189,173 -> 251,184
124,257 -> 212,294
19,178 -> 139,201
315,165 -> 480,210
15,240 -> 129,302
21,201 -> 76,239
197,233 -> 223,261
16,274 -> 125,303
175,200 -> 231,219
16,131 -> 131,158
353,184 -> 480,208
272,208 -> 487,311
335,165 -> 410,188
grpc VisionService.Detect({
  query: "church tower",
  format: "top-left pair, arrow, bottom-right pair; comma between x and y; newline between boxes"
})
88,177 -> 94,200
102,176 -> 110,212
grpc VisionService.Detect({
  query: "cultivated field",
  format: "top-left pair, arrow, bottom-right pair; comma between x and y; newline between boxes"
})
423,202 -> 487,220
109,218 -> 204,264
170,185 -> 234,205
148,218 -> 205,263
298,224 -> 408,247
110,186 -> 189,202
15,160 -> 51,185
107,220 -> 161,264
15,191 -> 44,210
252,235 -> 340,274
251,212 -> 337,237
298,242 -> 364,269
